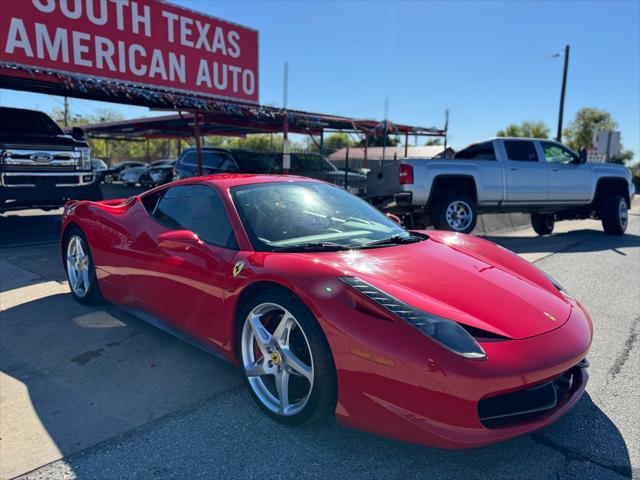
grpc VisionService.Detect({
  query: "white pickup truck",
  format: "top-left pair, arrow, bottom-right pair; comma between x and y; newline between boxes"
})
366,137 -> 635,235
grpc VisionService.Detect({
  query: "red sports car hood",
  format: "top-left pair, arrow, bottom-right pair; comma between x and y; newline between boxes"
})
299,234 -> 572,340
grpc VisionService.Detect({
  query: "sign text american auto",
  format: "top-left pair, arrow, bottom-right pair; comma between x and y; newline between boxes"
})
0,0 -> 259,103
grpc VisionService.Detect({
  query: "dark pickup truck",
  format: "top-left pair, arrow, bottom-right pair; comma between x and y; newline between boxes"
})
0,107 -> 101,213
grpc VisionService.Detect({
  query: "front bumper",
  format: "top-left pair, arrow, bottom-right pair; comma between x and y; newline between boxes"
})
1,175 -> 100,210
312,291 -> 592,449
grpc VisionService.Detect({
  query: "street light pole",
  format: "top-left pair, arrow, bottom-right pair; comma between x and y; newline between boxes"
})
556,44 -> 570,142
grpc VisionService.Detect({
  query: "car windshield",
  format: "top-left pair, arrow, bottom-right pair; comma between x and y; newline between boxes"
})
231,182 -> 413,251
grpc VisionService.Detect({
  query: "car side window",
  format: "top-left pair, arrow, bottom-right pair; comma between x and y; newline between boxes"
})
151,185 -> 238,249
504,141 -> 539,162
454,142 -> 497,160
540,142 -> 578,164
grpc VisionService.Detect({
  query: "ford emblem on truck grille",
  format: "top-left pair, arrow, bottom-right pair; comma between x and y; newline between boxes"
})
30,153 -> 54,163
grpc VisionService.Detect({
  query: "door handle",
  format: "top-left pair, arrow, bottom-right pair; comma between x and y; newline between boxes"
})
551,168 -> 559,172
509,167 -> 518,171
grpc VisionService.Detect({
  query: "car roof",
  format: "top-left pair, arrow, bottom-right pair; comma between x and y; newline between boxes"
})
185,173 -> 322,189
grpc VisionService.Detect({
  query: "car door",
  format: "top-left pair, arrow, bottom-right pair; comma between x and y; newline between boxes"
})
128,184 -> 239,345
539,141 -> 592,203
501,139 -> 548,203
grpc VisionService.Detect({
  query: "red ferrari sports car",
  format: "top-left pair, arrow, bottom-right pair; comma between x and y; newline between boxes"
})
60,174 -> 592,448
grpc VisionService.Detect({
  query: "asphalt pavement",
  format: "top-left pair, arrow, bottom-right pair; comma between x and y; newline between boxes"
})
1,202 -> 638,480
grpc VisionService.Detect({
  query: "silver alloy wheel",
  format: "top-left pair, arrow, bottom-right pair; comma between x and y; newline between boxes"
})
241,302 -> 314,416
619,199 -> 628,230
66,235 -> 90,298
445,200 -> 473,231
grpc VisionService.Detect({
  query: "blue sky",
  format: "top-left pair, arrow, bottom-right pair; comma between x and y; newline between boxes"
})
1,0 -> 638,160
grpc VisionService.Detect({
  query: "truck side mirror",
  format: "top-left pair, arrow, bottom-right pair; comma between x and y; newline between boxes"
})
578,148 -> 588,164
71,127 -> 85,141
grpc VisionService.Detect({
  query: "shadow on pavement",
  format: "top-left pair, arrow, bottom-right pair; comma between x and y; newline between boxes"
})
1,296 -> 632,478
0,292 -> 242,478
50,388 -> 632,479
484,229 -> 640,256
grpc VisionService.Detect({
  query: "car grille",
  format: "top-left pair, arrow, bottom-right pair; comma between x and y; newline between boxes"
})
478,364 -> 584,428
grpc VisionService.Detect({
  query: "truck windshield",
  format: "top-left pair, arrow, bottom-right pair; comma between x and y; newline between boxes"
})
231,181 -> 410,251
0,109 -> 63,136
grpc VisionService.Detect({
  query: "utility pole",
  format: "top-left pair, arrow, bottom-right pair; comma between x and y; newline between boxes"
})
556,45 -> 570,142
64,96 -> 69,127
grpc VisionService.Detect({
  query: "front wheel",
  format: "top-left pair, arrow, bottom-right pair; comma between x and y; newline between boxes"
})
431,194 -> 478,233
238,289 -> 337,425
531,213 -> 555,236
600,195 -> 628,235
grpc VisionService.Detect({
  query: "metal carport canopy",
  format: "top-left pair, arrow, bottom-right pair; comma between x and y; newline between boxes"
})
0,64 -> 446,172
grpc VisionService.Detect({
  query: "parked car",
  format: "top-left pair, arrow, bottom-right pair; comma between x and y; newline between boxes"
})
104,160 -> 146,183
91,159 -> 109,183
61,174 -> 591,449
119,166 -> 146,185
366,137 -> 635,235
139,160 -> 177,187
173,147 -> 366,195
0,107 -> 100,213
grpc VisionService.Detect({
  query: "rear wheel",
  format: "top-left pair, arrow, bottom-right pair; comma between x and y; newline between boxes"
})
600,194 -> 628,235
432,194 -> 477,233
238,288 -> 336,425
63,229 -> 103,304
531,213 -> 555,236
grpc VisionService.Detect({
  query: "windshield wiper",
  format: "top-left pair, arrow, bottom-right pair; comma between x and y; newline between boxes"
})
271,241 -> 350,252
360,234 -> 425,248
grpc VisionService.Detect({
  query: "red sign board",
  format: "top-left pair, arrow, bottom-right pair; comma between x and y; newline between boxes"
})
0,0 -> 259,103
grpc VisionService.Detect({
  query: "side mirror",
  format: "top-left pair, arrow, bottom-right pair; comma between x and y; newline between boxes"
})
386,213 -> 402,225
71,127 -> 86,141
157,230 -> 201,252
578,148 -> 588,164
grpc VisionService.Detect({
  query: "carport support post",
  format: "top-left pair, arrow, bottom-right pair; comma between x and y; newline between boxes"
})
404,132 -> 409,158
319,129 -> 324,155
282,111 -> 290,174
344,144 -> 349,190
194,113 -> 203,176
364,136 -> 368,169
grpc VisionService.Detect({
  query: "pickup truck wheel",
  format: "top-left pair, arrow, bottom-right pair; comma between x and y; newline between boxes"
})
531,213 -> 554,236
432,194 -> 477,233
600,194 -> 628,235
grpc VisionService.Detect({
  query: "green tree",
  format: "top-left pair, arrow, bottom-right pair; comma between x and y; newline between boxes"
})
425,138 -> 443,146
563,108 -> 616,151
322,133 -> 353,154
496,121 -> 550,139
563,108 -> 635,164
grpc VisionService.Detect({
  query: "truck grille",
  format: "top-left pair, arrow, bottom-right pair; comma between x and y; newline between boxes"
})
1,149 -> 80,169
3,174 -> 80,186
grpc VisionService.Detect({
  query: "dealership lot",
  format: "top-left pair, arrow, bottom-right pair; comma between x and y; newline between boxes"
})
0,202 -> 638,480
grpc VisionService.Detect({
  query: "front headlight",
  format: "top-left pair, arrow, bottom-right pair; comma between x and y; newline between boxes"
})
76,147 -> 91,170
339,277 -> 486,360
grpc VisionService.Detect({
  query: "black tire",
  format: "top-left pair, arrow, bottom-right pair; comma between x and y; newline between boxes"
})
237,287 -> 337,425
62,227 -> 103,305
531,213 -> 555,236
431,194 -> 478,234
600,194 -> 628,235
